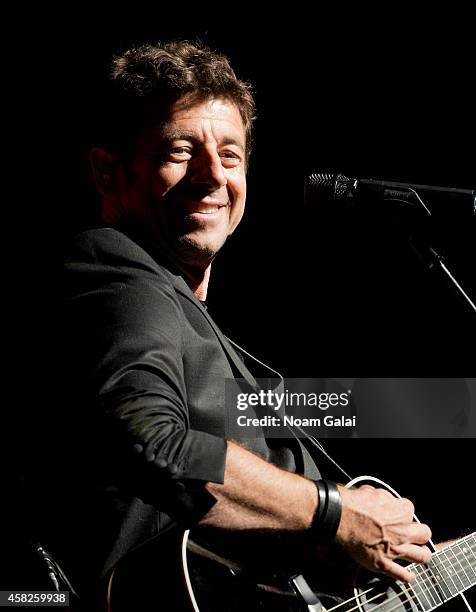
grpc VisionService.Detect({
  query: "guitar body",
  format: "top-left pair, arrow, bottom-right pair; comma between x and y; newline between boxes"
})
108,525 -> 359,611
106,477 -> 475,612
181,530 -> 416,612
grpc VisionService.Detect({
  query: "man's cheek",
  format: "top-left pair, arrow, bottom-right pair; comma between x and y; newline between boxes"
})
229,199 -> 246,233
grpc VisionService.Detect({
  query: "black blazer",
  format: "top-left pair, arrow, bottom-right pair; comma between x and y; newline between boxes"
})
32,227 -> 320,592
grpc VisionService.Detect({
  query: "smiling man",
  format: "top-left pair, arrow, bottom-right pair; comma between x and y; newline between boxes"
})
29,42 -> 433,610
91,94 -> 248,298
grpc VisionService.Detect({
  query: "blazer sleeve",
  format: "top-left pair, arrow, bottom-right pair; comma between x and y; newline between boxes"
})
63,229 -> 226,524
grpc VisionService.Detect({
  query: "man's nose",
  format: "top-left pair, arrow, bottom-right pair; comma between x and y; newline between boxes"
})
189,149 -> 227,192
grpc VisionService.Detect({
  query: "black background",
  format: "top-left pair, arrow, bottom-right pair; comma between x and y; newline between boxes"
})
7,5 -> 475,587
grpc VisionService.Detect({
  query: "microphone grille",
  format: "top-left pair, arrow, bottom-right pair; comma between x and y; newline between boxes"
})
305,173 -> 354,201
307,173 -> 335,197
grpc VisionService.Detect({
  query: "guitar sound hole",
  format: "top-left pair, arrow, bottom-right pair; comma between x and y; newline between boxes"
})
356,579 -> 421,612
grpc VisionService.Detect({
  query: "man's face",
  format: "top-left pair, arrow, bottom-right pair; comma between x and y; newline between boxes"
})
116,97 -> 247,269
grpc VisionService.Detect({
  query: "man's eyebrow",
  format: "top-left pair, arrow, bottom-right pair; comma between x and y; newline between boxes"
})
160,129 -> 245,151
161,129 -> 197,142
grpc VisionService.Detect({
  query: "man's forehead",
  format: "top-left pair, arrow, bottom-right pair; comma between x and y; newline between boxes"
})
162,98 -> 245,140
171,96 -> 240,117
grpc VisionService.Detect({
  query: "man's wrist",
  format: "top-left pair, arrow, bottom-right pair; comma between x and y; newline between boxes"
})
309,479 -> 342,543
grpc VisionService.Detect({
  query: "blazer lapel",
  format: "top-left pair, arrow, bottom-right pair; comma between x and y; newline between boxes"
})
170,275 -> 259,391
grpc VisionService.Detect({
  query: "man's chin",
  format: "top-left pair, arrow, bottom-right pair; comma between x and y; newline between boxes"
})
175,235 -> 225,268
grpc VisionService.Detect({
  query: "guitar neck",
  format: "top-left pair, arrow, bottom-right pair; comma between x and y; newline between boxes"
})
406,532 -> 476,610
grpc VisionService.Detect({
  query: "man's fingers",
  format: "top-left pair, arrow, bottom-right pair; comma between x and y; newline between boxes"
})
393,543 -> 433,564
403,522 -> 432,545
379,558 -> 415,583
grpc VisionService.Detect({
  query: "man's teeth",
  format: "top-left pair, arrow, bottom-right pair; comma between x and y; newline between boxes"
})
189,205 -> 220,213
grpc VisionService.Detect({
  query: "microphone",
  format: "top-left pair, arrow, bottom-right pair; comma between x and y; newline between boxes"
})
305,172 -> 476,218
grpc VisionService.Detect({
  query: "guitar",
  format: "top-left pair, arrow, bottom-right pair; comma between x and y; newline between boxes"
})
106,476 -> 475,612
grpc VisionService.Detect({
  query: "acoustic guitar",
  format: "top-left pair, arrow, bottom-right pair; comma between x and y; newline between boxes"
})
106,476 -> 475,611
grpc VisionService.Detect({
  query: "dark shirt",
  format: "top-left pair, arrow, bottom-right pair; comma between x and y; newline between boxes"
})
26,227 -> 319,598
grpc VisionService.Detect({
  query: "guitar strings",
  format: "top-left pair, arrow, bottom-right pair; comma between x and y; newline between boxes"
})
374,569 -> 474,612
414,544 -> 476,592
326,535 -> 476,612
367,559 -> 474,612
324,536 -> 476,612
409,553 -> 475,609
329,558 -> 474,612
413,537 -> 476,585
350,543 -> 475,612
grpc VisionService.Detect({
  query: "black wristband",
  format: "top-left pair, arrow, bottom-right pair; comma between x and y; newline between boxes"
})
310,479 -> 342,542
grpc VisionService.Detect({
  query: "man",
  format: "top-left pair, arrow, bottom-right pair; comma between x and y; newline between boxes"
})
29,41 -> 432,610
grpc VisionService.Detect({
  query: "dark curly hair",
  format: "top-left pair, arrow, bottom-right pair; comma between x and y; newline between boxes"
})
97,40 -> 255,163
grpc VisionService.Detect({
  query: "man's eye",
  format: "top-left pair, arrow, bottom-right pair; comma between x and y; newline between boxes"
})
170,147 -> 192,157
220,151 -> 241,165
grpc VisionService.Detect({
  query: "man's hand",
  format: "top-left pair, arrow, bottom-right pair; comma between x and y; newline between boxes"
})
336,485 -> 432,582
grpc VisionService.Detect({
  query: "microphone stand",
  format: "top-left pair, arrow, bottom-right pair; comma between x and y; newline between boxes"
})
398,191 -> 476,315
369,189 -> 475,315
417,244 -> 476,314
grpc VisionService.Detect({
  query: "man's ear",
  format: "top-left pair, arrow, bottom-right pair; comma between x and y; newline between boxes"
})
89,147 -> 122,197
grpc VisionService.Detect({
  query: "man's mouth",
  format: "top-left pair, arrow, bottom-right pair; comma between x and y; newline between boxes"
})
182,201 -> 228,216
